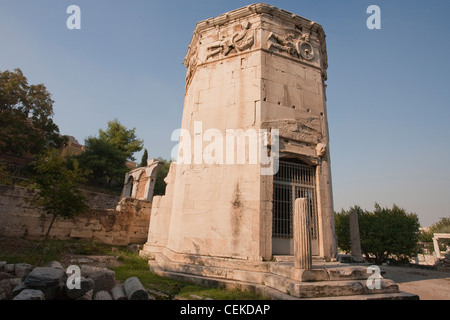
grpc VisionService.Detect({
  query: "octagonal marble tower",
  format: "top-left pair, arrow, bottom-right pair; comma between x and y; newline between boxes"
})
142,3 -> 337,263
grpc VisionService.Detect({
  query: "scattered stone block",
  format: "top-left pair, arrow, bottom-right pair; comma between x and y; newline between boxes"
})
9,278 -> 21,289
0,261 -> 6,272
0,272 -> 14,281
5,264 -> 15,273
24,267 -> 67,299
81,265 -> 116,293
44,261 -> 64,270
76,289 -> 94,300
0,279 -> 13,300
12,282 -> 28,297
0,278 -> 22,300
75,290 -> 94,300
124,277 -> 149,300
13,289 -> 45,300
94,290 -> 113,300
111,284 -> 127,300
15,263 -> 34,279
65,277 -> 95,299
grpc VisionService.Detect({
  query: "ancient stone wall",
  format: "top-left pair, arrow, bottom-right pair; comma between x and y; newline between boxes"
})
0,185 -> 151,245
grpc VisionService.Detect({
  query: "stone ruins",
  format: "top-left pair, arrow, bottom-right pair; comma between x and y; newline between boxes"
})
119,159 -> 162,201
0,260 -> 151,300
139,3 -> 418,299
0,159 -> 163,246
141,2 -> 335,262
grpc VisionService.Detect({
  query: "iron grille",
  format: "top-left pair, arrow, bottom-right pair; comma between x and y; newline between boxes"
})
272,160 -> 318,239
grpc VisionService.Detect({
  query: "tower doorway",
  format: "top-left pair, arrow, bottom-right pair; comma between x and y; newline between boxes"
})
272,159 -> 319,255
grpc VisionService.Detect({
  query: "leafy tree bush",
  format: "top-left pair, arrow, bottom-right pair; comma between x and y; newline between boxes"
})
98,119 -> 143,161
153,157 -> 171,196
430,217 -> 450,233
74,120 -> 143,187
139,148 -> 148,167
75,137 -> 128,186
0,162 -> 15,185
30,149 -> 88,265
0,69 -> 66,156
419,217 -> 450,252
335,207 -> 353,253
335,203 -> 420,264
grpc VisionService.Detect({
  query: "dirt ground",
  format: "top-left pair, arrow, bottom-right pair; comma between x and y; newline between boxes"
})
381,265 -> 450,300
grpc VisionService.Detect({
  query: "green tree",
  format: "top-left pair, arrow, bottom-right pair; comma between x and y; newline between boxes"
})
0,69 -> 66,156
139,148 -> 148,167
421,217 -> 450,251
30,149 -> 88,265
74,120 -> 144,188
0,162 -> 13,185
430,217 -> 450,234
153,157 -> 171,196
335,203 -> 420,264
98,119 -> 143,161
75,136 -> 128,186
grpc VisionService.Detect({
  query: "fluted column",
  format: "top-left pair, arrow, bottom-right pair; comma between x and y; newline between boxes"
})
294,198 -> 312,270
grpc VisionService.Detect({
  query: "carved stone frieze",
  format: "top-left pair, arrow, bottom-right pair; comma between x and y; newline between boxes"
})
267,30 -> 317,61
262,117 -> 323,146
184,44 -> 198,88
206,22 -> 255,60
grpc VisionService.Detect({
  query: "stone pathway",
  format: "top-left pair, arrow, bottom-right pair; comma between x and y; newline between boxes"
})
381,265 -> 450,300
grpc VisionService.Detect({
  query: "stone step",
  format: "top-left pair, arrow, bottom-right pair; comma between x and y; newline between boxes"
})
302,291 -> 419,300
264,273 -> 399,298
273,255 -> 335,262
148,258 -> 418,300
161,248 -> 271,273
269,262 -> 372,282
148,259 -> 298,300
154,252 -> 266,284
151,253 -> 405,299
156,252 -> 376,283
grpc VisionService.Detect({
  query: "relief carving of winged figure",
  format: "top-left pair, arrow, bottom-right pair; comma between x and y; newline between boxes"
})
206,22 -> 255,60
268,31 -> 315,61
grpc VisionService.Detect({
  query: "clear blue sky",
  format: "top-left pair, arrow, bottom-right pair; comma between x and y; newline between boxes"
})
1,0 -> 449,227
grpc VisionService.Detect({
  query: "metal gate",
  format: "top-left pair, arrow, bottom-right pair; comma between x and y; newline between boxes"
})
272,159 -> 318,255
